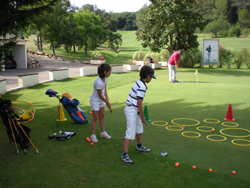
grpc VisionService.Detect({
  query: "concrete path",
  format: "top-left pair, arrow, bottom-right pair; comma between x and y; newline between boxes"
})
0,54 -> 98,91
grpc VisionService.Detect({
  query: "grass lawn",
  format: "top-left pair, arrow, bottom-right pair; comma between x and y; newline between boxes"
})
1,68 -> 250,187
26,32 -> 250,65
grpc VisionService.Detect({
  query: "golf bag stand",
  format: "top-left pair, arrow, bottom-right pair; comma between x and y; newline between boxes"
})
0,97 -> 39,154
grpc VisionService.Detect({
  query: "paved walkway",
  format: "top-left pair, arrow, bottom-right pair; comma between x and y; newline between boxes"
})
0,54 -> 98,91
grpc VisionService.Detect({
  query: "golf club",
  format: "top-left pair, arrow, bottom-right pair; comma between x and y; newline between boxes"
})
110,109 -> 125,140
178,69 -> 181,83
145,123 -> 168,157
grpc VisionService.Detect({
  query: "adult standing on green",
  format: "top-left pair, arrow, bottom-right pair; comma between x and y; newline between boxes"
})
168,50 -> 183,83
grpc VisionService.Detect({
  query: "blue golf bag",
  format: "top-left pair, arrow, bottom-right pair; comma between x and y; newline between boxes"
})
45,89 -> 88,124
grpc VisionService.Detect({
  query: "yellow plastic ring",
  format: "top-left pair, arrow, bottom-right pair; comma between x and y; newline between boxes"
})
204,119 -> 220,124
231,139 -> 250,146
197,126 -> 215,132
220,128 -> 250,138
171,118 -> 200,126
151,121 -> 168,126
222,122 -> 239,127
206,135 -> 227,142
181,131 -> 201,138
166,125 -> 183,131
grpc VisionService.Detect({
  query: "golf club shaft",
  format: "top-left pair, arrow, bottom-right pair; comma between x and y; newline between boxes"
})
145,123 -> 164,153
110,110 -> 123,138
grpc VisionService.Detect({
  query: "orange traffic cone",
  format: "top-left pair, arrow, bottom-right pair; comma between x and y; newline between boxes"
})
224,104 -> 235,121
56,103 -> 67,121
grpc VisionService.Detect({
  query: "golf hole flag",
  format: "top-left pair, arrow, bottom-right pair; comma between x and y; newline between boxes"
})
195,69 -> 198,75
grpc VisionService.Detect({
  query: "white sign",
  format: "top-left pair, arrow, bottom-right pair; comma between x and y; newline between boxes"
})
202,39 -> 219,67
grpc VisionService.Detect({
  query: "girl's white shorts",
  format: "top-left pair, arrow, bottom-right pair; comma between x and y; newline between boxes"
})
124,105 -> 143,140
90,100 -> 105,111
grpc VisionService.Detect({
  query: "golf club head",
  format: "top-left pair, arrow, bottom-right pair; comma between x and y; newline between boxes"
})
161,152 -> 168,157
120,137 -> 125,140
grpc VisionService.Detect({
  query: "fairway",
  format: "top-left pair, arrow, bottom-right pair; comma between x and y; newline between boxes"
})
1,68 -> 250,187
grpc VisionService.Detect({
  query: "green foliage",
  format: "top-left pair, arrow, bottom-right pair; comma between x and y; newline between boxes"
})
133,50 -> 145,61
135,4 -> 149,29
144,52 -> 161,61
136,0 -> 204,54
219,45 -> 232,68
238,9 -> 249,28
91,51 -> 103,60
203,16 -> 229,37
242,28 -> 249,37
232,49 -> 245,69
179,48 -> 202,68
74,9 -> 107,56
240,47 -> 250,69
228,26 -> 241,37
160,50 -> 170,62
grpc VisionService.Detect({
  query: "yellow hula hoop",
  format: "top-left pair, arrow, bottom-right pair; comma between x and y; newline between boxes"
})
197,126 -> 215,132
222,122 -> 239,127
206,135 -> 227,142
204,119 -> 220,124
171,118 -> 200,126
231,139 -> 250,146
220,128 -> 250,138
166,125 -> 183,131
181,131 -> 201,138
151,121 -> 168,126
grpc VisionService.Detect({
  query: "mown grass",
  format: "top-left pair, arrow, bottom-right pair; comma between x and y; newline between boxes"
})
26,32 -> 250,65
1,68 -> 250,187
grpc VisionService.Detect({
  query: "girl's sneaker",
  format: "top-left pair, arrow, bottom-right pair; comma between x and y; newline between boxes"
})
121,154 -> 133,164
136,145 -> 151,152
100,131 -> 111,139
90,134 -> 98,143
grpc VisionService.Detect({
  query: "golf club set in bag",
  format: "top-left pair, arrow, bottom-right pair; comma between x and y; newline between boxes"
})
0,97 -> 39,154
45,89 -> 88,141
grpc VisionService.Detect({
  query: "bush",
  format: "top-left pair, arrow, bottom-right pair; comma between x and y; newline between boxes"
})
133,50 -> 145,61
179,48 -> 202,68
228,27 -> 241,38
219,45 -> 233,68
232,49 -> 245,69
144,52 -> 161,61
240,47 -> 250,69
242,28 -> 249,37
91,51 -> 102,60
160,51 -> 170,62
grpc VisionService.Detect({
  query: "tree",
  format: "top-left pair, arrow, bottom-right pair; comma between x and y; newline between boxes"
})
40,0 -> 73,55
74,10 -> 107,56
238,9 -> 250,28
135,4 -> 149,29
136,0 -> 204,54
0,0 -> 58,66
81,4 -> 122,51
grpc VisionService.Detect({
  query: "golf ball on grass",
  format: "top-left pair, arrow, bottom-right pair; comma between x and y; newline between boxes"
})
175,162 -> 179,167
90,143 -> 93,145
59,130 -> 62,134
232,170 -> 236,175
192,166 -> 196,169
209,168 -> 213,172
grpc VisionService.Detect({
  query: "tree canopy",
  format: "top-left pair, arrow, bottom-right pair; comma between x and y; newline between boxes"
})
136,0 -> 205,54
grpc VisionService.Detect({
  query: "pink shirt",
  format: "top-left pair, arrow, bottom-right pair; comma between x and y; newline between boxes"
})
168,52 -> 180,65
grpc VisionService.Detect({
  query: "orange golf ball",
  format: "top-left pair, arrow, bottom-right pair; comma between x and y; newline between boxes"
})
209,168 -> 213,172
192,165 -> 196,169
90,143 -> 93,145
175,162 -> 179,167
182,125 -> 185,128
232,170 -> 236,175
211,129 -> 214,132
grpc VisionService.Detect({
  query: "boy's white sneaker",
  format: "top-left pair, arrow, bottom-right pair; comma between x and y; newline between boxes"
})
100,131 -> 111,139
90,134 -> 98,143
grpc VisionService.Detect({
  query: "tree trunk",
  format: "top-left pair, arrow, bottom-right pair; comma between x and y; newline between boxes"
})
73,45 -> 76,53
37,37 -> 40,51
40,37 -> 43,51
85,45 -> 87,56
51,42 -> 55,55
169,35 -> 173,55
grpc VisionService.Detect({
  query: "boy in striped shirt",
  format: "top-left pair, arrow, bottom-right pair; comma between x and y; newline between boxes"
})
121,65 -> 156,164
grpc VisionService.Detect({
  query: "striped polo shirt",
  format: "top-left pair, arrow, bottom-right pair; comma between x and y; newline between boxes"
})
126,79 -> 147,108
